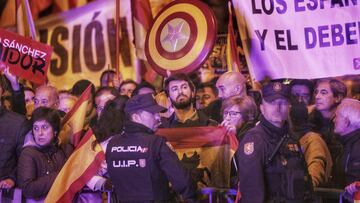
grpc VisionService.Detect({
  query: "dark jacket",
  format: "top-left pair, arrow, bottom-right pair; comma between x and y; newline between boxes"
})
200,99 -> 223,123
338,129 -> 360,187
17,143 -> 73,200
160,111 -> 218,128
237,115 -> 312,203
11,85 -> 26,116
309,110 -> 343,187
106,121 -> 196,202
0,107 -> 30,182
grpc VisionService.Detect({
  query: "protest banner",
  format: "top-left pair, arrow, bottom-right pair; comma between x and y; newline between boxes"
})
157,126 -> 238,188
35,0 -> 136,89
233,0 -> 360,81
0,28 -> 52,84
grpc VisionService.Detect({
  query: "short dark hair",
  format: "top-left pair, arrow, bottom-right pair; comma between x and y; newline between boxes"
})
100,70 -> 116,83
71,79 -> 96,98
290,79 -> 314,94
164,73 -> 195,96
131,80 -> 156,97
31,107 -> 61,134
197,82 -> 218,97
93,95 -> 128,148
316,78 -> 347,99
119,79 -> 137,89
95,86 -> 120,100
0,75 -> 11,93
24,86 -> 35,94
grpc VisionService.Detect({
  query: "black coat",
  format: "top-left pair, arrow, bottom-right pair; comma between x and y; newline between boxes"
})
17,143 -> 73,200
338,129 -> 360,187
236,115 -> 312,203
0,107 -> 30,182
106,121 -> 196,202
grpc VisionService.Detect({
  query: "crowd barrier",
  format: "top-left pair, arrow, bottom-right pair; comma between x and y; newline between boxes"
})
0,187 -> 352,203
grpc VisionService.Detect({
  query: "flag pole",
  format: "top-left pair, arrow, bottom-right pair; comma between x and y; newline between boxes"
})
115,0 -> 121,78
22,0 -> 37,39
228,1 -> 258,90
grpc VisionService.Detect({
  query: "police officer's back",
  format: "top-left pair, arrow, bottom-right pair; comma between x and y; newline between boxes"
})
106,93 -> 196,202
236,82 -> 313,203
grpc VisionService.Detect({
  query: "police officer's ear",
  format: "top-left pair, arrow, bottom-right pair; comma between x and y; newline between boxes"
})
344,116 -> 351,128
130,112 -> 142,123
259,102 -> 265,115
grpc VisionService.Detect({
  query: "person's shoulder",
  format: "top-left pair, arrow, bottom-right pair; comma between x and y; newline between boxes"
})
299,131 -> 323,143
0,108 -> 26,122
238,125 -> 266,157
20,146 -> 40,155
60,143 -> 74,156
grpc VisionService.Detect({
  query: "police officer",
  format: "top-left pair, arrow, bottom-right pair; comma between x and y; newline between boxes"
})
106,93 -> 196,202
237,82 -> 313,203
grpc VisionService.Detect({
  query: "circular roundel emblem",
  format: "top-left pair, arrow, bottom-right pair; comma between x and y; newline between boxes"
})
145,0 -> 217,76
273,82 -> 282,92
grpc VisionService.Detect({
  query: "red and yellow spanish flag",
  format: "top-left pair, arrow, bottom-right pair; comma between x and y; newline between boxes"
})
45,129 -> 105,203
226,1 -> 241,72
59,84 -> 92,147
131,0 -> 158,83
157,126 -> 238,188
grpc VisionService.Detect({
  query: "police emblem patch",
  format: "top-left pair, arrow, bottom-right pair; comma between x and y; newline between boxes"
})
139,159 -> 146,168
244,142 -> 254,155
273,82 -> 282,92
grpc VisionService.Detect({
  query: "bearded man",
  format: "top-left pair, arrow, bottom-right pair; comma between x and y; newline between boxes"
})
160,73 -> 217,128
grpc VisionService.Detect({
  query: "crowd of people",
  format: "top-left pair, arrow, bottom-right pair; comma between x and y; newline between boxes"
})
0,60 -> 360,202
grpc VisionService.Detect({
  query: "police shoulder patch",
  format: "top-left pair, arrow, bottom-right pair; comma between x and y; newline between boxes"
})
166,141 -> 176,153
244,142 -> 254,155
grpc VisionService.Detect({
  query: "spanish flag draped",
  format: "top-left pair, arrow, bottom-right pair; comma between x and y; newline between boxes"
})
45,129 -> 105,203
59,84 -> 92,146
226,1 -> 241,72
131,0 -> 158,83
156,126 -> 238,188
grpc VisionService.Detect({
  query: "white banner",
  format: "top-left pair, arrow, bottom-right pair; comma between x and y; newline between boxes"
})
233,0 -> 360,81
35,0 -> 136,90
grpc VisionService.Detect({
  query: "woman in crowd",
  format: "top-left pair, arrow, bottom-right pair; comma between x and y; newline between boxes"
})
82,95 -> 128,202
221,95 -> 258,142
221,96 -> 258,189
17,107 -> 73,202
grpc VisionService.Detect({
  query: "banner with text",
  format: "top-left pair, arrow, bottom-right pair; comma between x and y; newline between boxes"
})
233,0 -> 360,81
0,28 -> 52,84
35,0 -> 136,89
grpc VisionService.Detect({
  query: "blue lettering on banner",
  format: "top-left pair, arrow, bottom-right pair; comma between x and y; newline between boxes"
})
304,21 -> 360,49
353,58 -> 360,70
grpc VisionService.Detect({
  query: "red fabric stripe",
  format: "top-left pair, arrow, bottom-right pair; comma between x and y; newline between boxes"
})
56,152 -> 105,203
69,0 -> 77,9
74,128 -> 93,150
156,126 -> 238,151
131,0 -> 153,30
228,5 -> 241,72
72,131 -> 83,148
61,84 -> 92,126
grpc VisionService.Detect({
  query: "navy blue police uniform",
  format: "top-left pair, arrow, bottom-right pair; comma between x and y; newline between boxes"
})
106,93 -> 196,202
236,82 -> 313,203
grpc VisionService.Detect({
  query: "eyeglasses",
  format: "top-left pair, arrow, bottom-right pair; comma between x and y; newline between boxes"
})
223,111 -> 242,118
